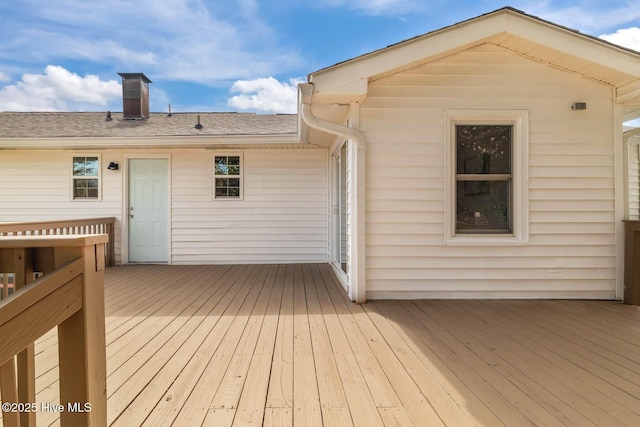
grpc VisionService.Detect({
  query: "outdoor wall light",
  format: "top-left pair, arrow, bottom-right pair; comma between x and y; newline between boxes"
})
107,162 -> 119,171
571,102 -> 587,110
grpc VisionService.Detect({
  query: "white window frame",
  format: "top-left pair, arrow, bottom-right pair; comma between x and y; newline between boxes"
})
444,110 -> 529,245
213,153 -> 244,200
71,154 -> 102,201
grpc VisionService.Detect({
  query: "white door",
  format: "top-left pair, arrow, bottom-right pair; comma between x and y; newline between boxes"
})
128,158 -> 169,263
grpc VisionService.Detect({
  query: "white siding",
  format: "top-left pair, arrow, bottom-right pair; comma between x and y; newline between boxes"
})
0,149 -> 124,263
0,146 -> 329,265
171,147 -> 328,264
363,43 -> 617,299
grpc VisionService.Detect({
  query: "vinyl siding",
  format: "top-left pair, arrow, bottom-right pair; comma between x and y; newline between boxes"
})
0,149 -> 124,263
171,147 -> 328,264
0,146 -> 328,265
362,43 -> 617,299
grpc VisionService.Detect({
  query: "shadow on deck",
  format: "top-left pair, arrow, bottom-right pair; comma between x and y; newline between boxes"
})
18,264 -> 640,426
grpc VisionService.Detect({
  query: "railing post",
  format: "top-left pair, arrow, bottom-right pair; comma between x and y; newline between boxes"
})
0,235 -> 108,427
106,222 -> 115,267
0,359 -> 19,427
14,248 -> 36,427
0,248 -> 20,427
0,248 -> 35,427
57,241 -> 107,426
624,220 -> 640,305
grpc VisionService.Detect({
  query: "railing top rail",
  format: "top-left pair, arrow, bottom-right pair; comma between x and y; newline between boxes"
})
624,220 -> 640,231
0,234 -> 109,248
0,257 -> 84,320
0,217 -> 115,233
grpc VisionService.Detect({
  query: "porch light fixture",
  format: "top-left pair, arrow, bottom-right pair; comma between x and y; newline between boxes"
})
571,102 -> 587,110
107,162 -> 119,171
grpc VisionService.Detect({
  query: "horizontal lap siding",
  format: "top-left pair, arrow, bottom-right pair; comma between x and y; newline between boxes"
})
0,149 -> 124,263
363,44 -> 616,299
171,148 -> 328,264
0,147 -> 328,265
0,150 -> 122,215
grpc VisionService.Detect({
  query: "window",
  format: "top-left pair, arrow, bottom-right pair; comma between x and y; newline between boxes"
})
445,111 -> 528,245
214,154 -> 242,199
456,125 -> 512,233
72,156 -> 100,200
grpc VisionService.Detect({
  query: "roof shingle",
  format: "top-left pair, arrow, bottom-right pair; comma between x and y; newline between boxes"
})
0,112 -> 298,138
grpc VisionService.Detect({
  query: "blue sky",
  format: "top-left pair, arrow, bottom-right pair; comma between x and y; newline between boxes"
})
1,0 -> 639,114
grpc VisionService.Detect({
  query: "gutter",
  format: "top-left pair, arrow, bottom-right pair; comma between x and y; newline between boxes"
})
298,83 -> 367,303
298,84 -> 366,149
0,134 -> 299,150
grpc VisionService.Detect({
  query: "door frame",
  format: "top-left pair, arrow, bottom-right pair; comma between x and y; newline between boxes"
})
122,154 -> 172,264
330,140 -> 349,291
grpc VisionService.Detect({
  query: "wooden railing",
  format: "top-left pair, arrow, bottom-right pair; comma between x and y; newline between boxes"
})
624,220 -> 640,305
0,218 -> 115,267
0,235 -> 108,426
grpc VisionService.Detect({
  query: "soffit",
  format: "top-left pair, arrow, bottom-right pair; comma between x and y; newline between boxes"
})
300,104 -> 350,148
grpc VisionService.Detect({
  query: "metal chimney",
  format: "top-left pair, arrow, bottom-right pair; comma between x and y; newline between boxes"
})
118,73 -> 152,119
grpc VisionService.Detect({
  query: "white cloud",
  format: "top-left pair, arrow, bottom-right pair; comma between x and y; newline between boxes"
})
0,72 -> 10,83
600,27 -> 640,52
0,66 -> 121,111
227,77 -> 303,114
312,0 -> 424,15
0,1 -> 304,86
527,2 -> 640,34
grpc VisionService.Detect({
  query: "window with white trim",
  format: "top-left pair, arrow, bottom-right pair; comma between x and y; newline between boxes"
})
456,125 -> 512,233
445,111 -> 528,245
72,155 -> 100,200
214,154 -> 243,199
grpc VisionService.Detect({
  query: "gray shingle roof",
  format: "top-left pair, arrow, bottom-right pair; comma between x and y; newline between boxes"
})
0,112 -> 298,138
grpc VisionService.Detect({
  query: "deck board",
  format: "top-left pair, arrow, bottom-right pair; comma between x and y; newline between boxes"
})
2,264 -> 639,426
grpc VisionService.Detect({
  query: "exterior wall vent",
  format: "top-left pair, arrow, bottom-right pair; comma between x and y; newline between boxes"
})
118,73 -> 152,120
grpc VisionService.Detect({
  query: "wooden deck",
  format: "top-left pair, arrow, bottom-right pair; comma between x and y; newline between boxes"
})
4,263 -> 640,426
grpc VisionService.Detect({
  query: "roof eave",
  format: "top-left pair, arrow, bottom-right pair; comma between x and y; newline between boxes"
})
308,7 -> 640,98
0,134 -> 300,149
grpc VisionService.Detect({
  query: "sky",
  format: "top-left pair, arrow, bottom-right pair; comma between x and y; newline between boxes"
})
1,1 -> 639,116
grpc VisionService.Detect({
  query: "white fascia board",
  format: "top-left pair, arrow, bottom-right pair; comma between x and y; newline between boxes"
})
309,9 -> 640,96
309,13 -> 508,95
505,13 -> 640,78
0,134 -> 300,149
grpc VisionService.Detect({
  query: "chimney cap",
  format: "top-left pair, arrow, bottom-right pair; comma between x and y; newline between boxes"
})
117,73 -> 152,83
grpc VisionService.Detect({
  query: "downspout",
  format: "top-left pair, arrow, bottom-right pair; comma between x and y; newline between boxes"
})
299,83 -> 367,303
